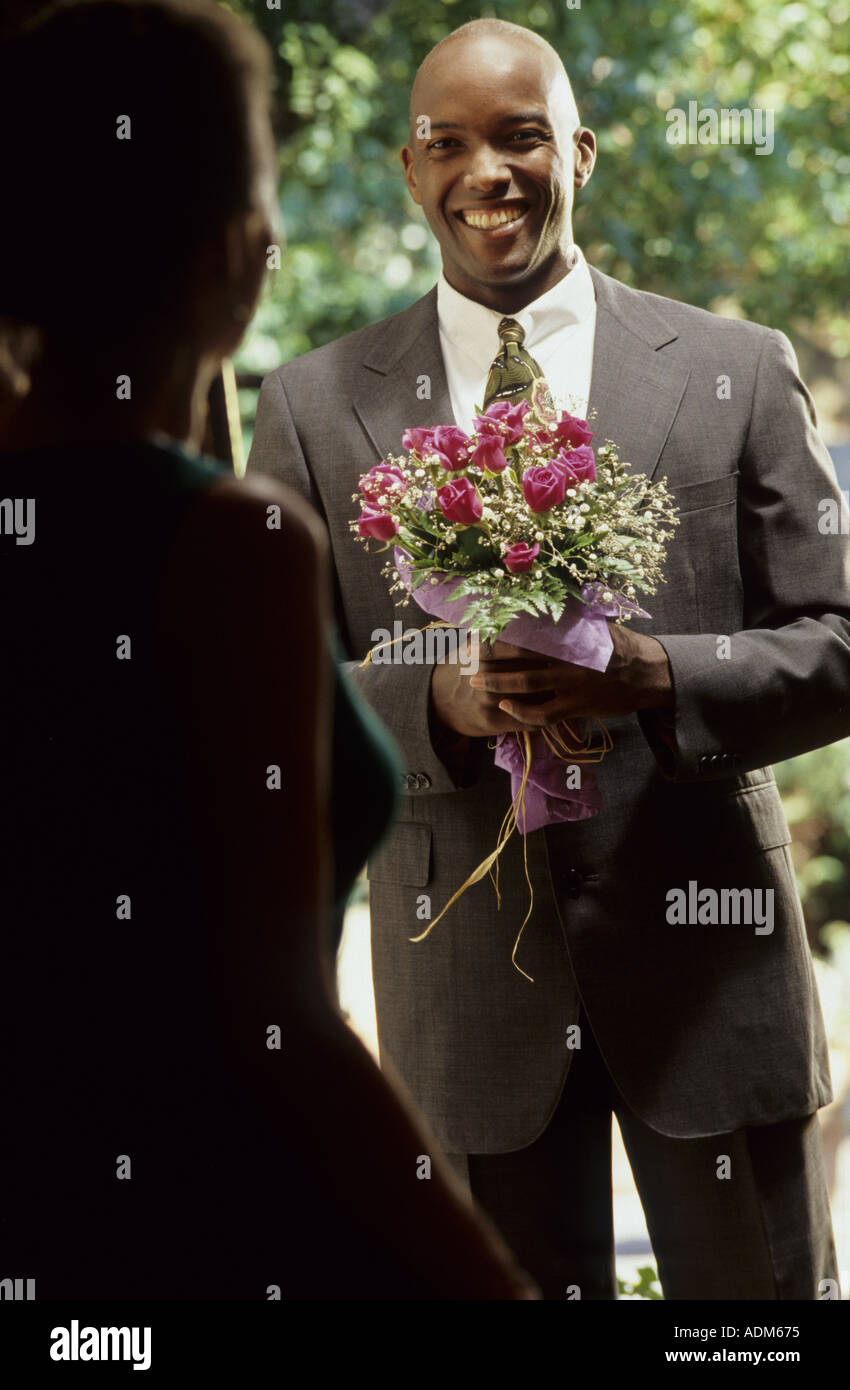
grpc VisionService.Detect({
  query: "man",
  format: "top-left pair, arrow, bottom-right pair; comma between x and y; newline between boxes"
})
249,18 -> 849,1299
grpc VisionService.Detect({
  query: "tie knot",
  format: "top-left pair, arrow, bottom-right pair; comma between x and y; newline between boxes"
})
497,317 -> 526,346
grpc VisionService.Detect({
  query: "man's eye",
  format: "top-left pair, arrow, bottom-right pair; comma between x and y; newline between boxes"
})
508,129 -> 549,143
427,138 -> 460,152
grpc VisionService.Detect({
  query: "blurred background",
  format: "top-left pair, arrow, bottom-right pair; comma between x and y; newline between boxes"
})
223,0 -> 850,1296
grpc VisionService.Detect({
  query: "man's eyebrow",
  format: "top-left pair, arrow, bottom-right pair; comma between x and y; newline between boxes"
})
425,113 -> 553,133
501,112 -> 552,125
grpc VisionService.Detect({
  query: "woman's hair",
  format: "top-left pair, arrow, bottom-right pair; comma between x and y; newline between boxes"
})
0,0 -> 274,353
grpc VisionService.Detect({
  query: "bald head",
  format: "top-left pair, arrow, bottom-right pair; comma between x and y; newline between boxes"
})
410,19 -> 580,142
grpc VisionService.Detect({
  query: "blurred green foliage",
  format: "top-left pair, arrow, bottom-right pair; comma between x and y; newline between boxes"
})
618,1264 -> 664,1299
226,0 -> 850,428
775,739 -> 850,951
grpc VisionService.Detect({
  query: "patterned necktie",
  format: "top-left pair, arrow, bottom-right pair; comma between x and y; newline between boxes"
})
482,317 -> 548,412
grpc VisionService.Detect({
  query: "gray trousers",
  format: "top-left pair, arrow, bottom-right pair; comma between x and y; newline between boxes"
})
448,1006 -> 838,1300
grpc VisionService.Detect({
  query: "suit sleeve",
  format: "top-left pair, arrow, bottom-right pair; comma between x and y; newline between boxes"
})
638,328 -> 850,780
248,370 -> 483,796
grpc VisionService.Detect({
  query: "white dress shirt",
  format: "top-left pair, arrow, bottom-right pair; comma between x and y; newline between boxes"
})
436,245 -> 597,434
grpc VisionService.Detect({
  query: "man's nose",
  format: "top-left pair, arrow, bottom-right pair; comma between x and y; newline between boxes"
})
463,146 -> 511,192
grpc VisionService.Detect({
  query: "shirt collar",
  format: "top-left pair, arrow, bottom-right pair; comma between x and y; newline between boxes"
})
436,246 -> 595,372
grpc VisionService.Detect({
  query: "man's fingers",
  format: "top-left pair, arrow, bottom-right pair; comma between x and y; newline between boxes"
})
469,667 -> 561,695
484,638 -> 537,660
469,658 -> 550,678
496,697 -> 573,726
478,705 -> 546,735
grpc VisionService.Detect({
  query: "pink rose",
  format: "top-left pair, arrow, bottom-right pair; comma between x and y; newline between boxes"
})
437,476 -> 483,526
503,541 -> 540,574
554,414 -> 594,450
401,427 -> 436,454
471,434 -> 508,473
431,425 -> 471,470
359,461 -> 408,504
522,464 -> 567,513
357,502 -> 399,540
474,399 -> 530,444
552,444 -> 596,485
529,413 -> 594,452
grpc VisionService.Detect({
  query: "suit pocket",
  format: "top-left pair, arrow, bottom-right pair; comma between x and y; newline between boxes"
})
366,820 -> 432,886
671,472 -> 742,630
672,471 -> 739,514
715,780 -> 793,854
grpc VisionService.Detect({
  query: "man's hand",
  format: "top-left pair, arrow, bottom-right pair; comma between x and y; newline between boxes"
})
462,626 -> 673,730
430,640 -> 550,739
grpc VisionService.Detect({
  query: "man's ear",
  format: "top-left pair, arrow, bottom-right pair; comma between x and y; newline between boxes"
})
573,127 -> 596,188
401,145 -> 422,205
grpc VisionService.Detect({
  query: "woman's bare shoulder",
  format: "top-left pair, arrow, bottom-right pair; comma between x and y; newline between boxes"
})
161,469 -> 331,651
194,471 -> 330,565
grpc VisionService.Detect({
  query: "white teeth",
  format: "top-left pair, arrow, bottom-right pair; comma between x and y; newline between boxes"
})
462,205 -> 525,229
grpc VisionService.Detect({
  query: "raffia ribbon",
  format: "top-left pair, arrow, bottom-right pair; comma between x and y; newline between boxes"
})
358,624 -> 611,983
358,620 -> 461,669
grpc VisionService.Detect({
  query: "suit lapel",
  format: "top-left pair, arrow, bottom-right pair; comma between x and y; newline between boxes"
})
587,266 -> 690,481
353,288 -> 455,461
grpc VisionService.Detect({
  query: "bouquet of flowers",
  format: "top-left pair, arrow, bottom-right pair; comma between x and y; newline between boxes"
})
351,386 -> 679,976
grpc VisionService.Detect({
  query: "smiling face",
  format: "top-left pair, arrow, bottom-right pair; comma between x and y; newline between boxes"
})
402,31 -> 595,312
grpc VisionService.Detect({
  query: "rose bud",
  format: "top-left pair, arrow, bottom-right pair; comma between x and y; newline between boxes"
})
471,434 -> 508,473
359,462 -> 408,503
503,541 -> 541,574
522,464 -> 568,513
437,476 -> 483,525
551,444 -> 596,485
357,502 -> 399,540
554,413 -> 594,450
401,427 -> 436,454
474,398 -> 530,444
432,425 -> 472,470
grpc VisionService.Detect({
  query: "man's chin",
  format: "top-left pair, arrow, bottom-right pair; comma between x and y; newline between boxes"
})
479,257 -> 535,281
454,230 -> 541,279
464,253 -> 543,288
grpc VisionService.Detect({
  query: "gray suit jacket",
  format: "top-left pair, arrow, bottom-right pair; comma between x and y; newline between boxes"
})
249,265 -> 849,1151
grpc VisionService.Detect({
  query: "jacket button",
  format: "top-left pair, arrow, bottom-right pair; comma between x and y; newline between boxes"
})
565,868 -> 583,899
403,773 -> 416,789
415,773 -> 431,789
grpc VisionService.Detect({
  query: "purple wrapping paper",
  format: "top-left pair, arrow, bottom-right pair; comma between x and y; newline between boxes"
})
490,728 -> 602,833
393,548 -> 649,831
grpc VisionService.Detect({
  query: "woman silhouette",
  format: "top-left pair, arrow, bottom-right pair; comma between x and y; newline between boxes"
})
0,0 -> 536,1299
